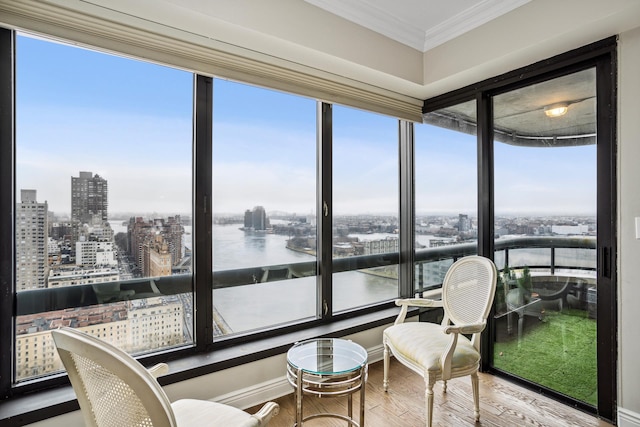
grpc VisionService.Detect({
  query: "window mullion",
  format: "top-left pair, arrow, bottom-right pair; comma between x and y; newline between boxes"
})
398,120 -> 414,298
477,91 -> 494,371
194,74 -> 213,349
317,102 -> 332,320
0,27 -> 15,398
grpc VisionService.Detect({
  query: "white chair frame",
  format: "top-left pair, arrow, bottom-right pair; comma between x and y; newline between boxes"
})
383,255 -> 497,426
52,327 -> 279,427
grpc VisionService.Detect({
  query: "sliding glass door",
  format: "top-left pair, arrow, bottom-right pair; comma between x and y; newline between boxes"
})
491,68 -> 599,406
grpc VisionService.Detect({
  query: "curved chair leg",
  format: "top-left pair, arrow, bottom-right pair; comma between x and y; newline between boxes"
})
425,378 -> 435,427
383,341 -> 390,392
443,380 -> 448,393
471,371 -> 480,422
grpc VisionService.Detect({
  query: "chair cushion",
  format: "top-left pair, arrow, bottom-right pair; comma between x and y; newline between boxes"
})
384,322 -> 480,373
172,399 -> 260,427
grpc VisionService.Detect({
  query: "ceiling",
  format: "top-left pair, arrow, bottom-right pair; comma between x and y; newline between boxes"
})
304,1 -> 598,145
304,0 -> 531,52
1,0 -> 638,136
302,1 -> 602,145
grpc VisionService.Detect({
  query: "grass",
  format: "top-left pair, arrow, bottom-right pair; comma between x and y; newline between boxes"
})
494,308 -> 597,406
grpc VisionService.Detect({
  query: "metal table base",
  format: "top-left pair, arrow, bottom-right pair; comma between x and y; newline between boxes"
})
286,338 -> 368,427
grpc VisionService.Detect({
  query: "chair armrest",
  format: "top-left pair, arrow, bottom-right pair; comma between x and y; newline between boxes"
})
395,298 -> 443,308
394,296 -> 443,324
439,321 -> 487,380
247,401 -> 280,426
147,363 -> 169,378
443,322 -> 486,335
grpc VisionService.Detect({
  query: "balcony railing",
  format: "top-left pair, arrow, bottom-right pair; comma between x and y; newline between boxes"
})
16,236 -> 596,317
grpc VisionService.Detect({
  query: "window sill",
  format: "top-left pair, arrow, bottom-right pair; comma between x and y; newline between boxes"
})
0,307 -> 405,427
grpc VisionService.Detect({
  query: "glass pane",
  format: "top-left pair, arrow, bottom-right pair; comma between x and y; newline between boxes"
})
15,34 -> 194,382
212,80 -> 317,336
492,68 -> 597,406
332,106 -> 399,312
415,100 -> 478,294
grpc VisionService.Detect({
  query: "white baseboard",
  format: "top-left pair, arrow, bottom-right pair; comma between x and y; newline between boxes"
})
215,375 -> 292,410
368,343 -> 385,364
214,343 -> 386,410
619,407 -> 640,427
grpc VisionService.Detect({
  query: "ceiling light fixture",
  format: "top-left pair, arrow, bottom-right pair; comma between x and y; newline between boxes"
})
544,103 -> 569,118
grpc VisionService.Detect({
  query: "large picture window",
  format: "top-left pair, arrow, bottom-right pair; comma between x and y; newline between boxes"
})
332,105 -> 399,312
14,34 -> 194,381
212,80 -> 317,335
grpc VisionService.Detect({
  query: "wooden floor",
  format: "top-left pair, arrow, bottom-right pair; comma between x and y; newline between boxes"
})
250,358 -> 613,427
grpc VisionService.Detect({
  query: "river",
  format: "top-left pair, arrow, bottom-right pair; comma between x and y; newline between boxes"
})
110,220 -> 402,334
110,219 -> 595,335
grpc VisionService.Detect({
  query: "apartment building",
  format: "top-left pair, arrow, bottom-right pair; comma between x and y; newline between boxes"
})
70,171 -> 108,225
15,190 -> 48,291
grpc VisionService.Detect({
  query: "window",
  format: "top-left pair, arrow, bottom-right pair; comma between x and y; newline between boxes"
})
332,105 -> 399,312
212,80 -> 317,336
2,32 -> 404,397
419,40 -> 617,419
13,34 -> 194,382
415,100 -> 478,294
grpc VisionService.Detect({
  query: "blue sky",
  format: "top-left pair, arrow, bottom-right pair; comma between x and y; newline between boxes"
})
16,35 -> 193,216
16,33 -> 597,218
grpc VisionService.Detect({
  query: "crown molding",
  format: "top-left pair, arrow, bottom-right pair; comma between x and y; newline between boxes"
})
422,0 -> 531,52
305,0 -> 426,51
305,0 -> 531,52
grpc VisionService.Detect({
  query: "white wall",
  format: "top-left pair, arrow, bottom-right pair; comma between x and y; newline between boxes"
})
617,25 -> 640,427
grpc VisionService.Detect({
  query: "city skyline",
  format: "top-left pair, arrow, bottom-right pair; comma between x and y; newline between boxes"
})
16,33 -> 597,218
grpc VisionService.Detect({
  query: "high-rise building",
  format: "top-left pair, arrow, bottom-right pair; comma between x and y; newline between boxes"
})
243,206 -> 269,230
253,206 -> 267,230
71,171 -> 108,225
16,190 -> 49,290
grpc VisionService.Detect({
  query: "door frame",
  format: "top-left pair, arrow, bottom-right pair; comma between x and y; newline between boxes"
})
422,36 -> 617,422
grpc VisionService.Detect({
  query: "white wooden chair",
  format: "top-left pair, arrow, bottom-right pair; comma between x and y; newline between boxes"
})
51,327 -> 279,427
383,255 -> 497,426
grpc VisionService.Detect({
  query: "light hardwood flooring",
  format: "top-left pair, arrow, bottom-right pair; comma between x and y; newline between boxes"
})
249,358 -> 613,427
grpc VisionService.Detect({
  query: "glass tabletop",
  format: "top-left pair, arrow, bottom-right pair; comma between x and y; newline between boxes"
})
287,338 -> 368,375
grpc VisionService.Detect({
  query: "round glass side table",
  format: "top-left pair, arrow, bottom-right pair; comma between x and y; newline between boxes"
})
286,338 -> 368,426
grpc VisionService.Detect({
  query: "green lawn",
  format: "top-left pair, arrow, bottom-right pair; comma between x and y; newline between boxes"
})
494,309 -> 597,406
